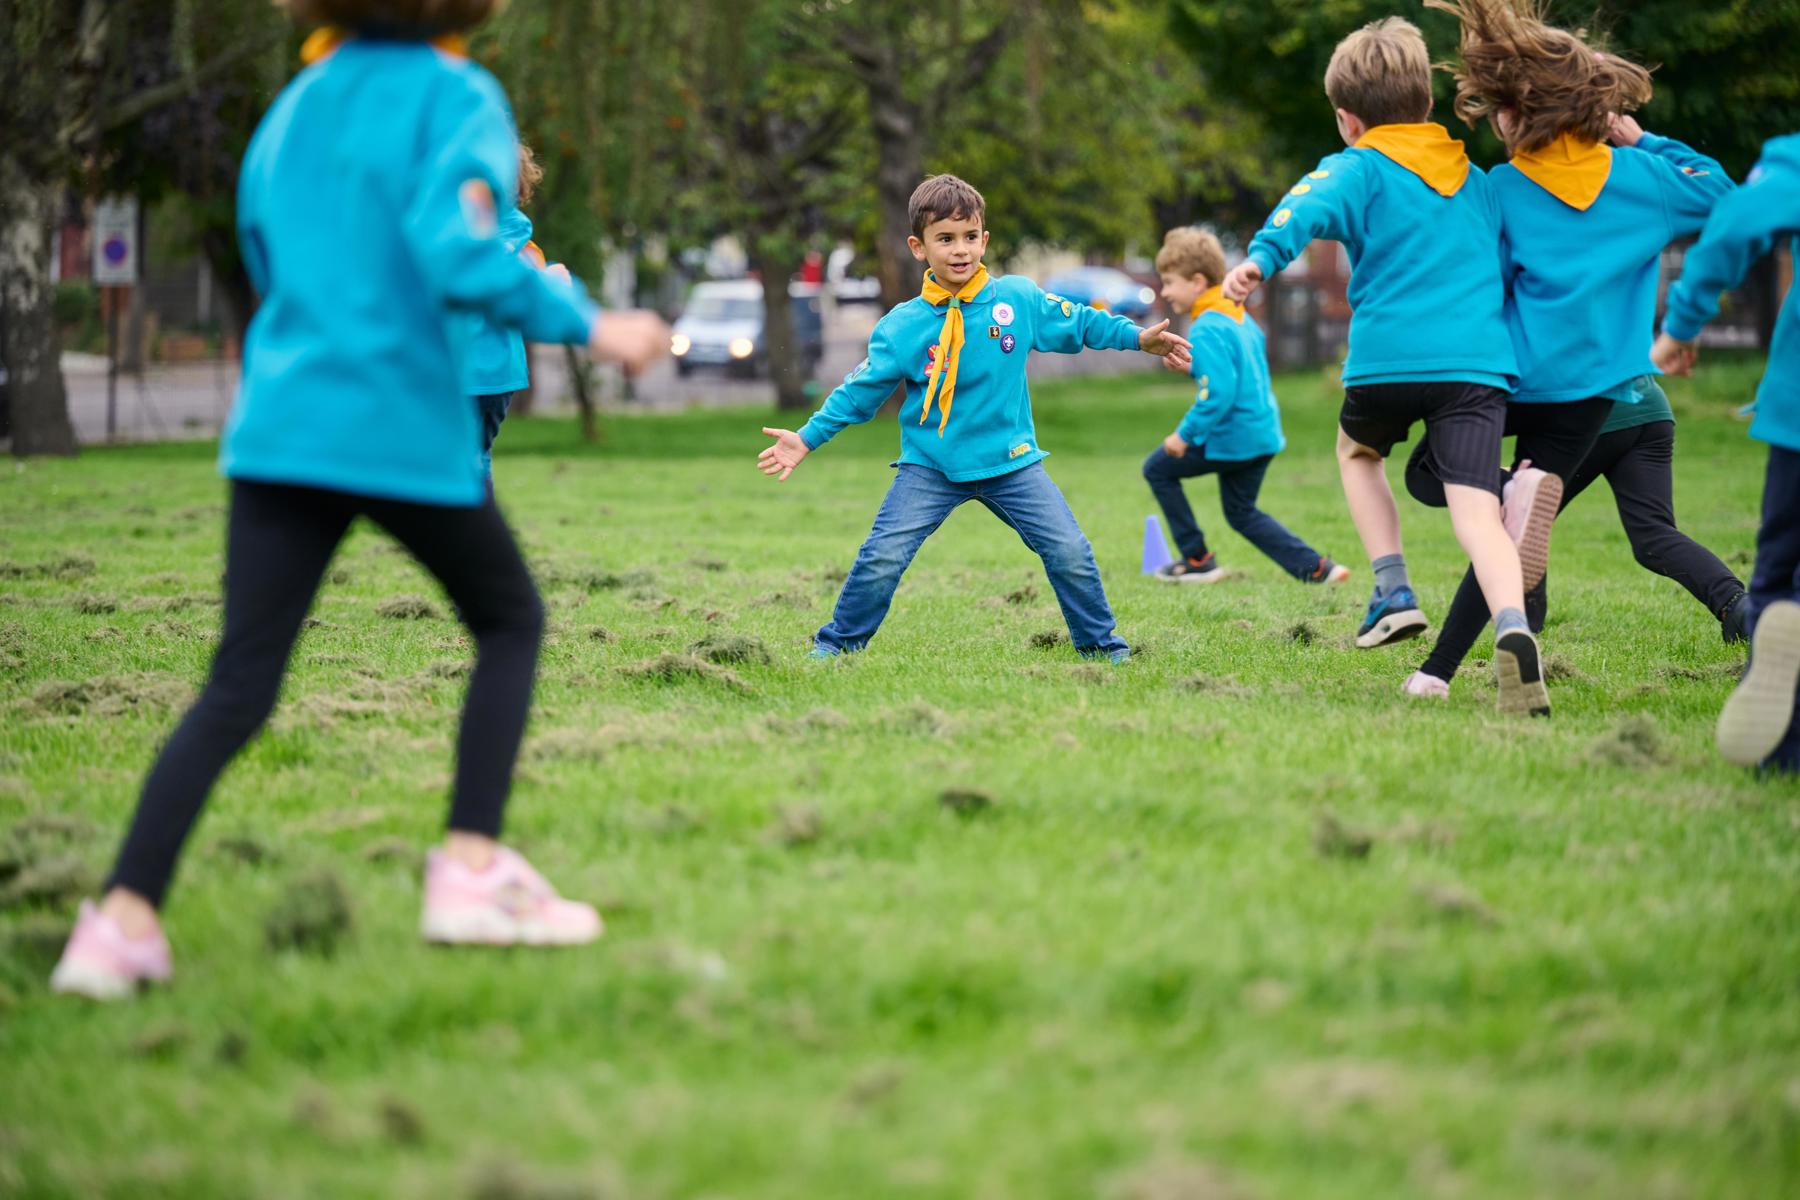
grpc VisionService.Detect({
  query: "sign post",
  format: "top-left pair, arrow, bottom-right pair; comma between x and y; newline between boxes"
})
92,196 -> 140,441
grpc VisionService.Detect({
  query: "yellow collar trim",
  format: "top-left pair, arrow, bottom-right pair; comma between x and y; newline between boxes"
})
1190,285 -> 1244,324
1512,133 -> 1613,211
300,27 -> 468,66
916,265 -> 992,435
1355,123 -> 1470,197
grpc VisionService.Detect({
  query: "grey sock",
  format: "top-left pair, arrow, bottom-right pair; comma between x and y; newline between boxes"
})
1495,606 -> 1529,637
1372,554 -> 1409,596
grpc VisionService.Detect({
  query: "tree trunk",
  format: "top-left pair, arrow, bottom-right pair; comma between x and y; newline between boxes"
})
1,154 -> 78,457
563,343 -> 598,443
864,73 -> 925,312
748,236 -> 809,411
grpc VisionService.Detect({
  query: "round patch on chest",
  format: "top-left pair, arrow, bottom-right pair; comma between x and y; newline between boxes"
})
993,302 -> 1015,326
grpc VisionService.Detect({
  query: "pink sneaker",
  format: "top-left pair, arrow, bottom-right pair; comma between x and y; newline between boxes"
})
49,901 -> 173,1000
1502,463 -> 1563,591
421,847 -> 602,946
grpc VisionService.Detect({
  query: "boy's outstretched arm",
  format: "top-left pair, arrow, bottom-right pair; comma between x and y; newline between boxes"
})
1625,121 -> 1735,240
758,320 -> 905,483
1030,284 -> 1189,361
1227,154 -> 1370,301
1657,145 -> 1800,372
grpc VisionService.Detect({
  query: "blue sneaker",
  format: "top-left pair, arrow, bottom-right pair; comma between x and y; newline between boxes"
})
807,644 -> 841,660
1079,647 -> 1132,665
1355,586 -> 1429,649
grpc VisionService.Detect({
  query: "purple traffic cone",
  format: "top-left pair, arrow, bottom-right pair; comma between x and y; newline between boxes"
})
1141,514 -> 1174,575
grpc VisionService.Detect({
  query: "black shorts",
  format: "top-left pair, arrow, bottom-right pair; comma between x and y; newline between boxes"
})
1340,381 -> 1507,494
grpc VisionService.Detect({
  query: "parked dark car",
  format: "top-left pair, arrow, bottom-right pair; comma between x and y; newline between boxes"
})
670,280 -> 825,378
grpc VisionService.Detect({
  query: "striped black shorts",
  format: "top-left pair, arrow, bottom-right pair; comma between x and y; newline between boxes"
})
1340,381 -> 1508,496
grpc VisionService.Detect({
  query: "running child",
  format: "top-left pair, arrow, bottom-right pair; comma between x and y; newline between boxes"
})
51,0 -> 669,1000
1404,0 -> 1734,701
1143,227 -> 1349,586
1220,17 -> 1542,714
1654,131 -> 1800,773
757,174 -> 1191,662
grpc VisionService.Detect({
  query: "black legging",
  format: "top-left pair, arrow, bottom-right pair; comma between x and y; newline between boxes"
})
108,479 -> 545,907
1406,396 -> 1612,682
1553,421 -> 1744,619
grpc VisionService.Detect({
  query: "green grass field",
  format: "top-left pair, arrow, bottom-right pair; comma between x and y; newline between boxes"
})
2,359 -> 1797,1199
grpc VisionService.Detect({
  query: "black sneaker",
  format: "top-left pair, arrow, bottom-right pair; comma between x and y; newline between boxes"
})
1495,628 -> 1551,716
1155,553 -> 1225,584
1720,591 -> 1749,645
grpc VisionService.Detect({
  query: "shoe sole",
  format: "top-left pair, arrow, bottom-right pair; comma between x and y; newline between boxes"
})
1717,600 -> 1800,765
1356,608 -> 1429,649
422,908 -> 604,947
49,957 -> 154,1001
1156,570 -> 1226,584
1509,473 -> 1563,591
1495,629 -> 1551,716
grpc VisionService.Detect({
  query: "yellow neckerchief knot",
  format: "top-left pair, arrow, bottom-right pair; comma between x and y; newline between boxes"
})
917,264 -> 991,435
1355,123 -> 1471,197
300,26 -> 469,66
1190,284 -> 1245,324
1511,132 -> 1613,211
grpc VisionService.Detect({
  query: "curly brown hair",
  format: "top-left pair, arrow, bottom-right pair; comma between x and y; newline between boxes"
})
1424,0 -> 1652,153
516,141 -> 542,206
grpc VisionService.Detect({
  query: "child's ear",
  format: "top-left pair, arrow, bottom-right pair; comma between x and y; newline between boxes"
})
907,235 -> 927,263
1193,272 -> 1211,292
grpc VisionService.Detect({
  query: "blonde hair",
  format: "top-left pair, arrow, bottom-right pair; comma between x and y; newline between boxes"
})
1325,17 -> 1435,128
516,141 -> 543,206
1155,228 -> 1227,287
1425,0 -> 1652,153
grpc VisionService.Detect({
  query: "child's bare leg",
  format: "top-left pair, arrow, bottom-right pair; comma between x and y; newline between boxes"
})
1336,428 -> 1401,562
1444,483 -> 1524,617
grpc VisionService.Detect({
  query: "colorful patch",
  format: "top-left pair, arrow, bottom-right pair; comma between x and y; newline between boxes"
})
1681,166 -> 1710,176
1309,170 -> 1330,179
1272,208 -> 1292,229
923,343 -> 940,376
1290,183 -> 1312,196
1000,333 -> 1017,353
847,358 -> 869,381
993,302 -> 1015,325
1009,442 -> 1032,459
989,325 -> 1002,339
1060,300 -> 1073,317
459,178 -> 497,237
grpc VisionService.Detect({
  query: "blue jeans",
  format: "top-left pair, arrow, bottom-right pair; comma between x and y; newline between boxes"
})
1141,448 -> 1321,578
817,462 -> 1127,655
475,392 -> 515,476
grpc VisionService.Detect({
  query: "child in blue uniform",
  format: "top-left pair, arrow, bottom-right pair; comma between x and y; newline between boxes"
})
457,142 -> 562,478
1406,0 -> 1734,701
1143,227 -> 1348,586
1655,132 -> 1800,773
51,0 -> 668,1000
1221,17 -> 1542,714
758,174 -> 1191,661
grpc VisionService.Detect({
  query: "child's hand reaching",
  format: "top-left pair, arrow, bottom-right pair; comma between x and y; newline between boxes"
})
1606,112 -> 1644,147
1139,319 -> 1192,366
758,427 -> 810,481
1651,332 -> 1697,376
545,262 -> 573,286
588,311 -> 670,374
1222,261 -> 1263,303
1162,432 -> 1189,458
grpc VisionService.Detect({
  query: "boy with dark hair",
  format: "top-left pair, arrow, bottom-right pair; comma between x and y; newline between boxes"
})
758,174 -> 1191,661
1144,227 -> 1348,586
1655,131 -> 1800,773
50,0 -> 668,1000
1405,0 -> 1734,701
1221,16 -> 1545,714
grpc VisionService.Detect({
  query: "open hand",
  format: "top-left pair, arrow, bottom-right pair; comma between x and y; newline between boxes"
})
1160,347 -> 1191,373
588,310 -> 670,375
1222,260 -> 1263,303
1162,432 -> 1189,458
1651,332 -> 1697,376
1606,112 -> 1644,147
758,427 -> 810,481
1138,319 -> 1192,360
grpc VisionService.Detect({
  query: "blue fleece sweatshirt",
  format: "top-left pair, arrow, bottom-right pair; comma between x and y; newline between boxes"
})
1493,132 -> 1732,403
1663,133 -> 1800,453
1246,129 -> 1517,389
453,205 -> 535,396
223,38 -> 598,506
1176,304 -> 1286,462
797,273 -> 1142,482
